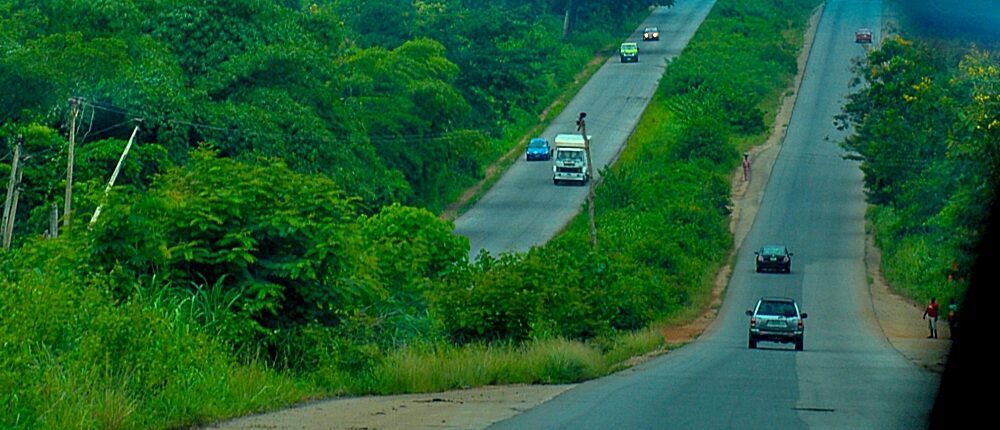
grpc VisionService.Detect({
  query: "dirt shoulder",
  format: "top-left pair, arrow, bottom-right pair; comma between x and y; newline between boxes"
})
205,6 -> 949,430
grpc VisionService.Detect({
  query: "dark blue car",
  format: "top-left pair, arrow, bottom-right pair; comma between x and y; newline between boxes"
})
526,137 -> 552,161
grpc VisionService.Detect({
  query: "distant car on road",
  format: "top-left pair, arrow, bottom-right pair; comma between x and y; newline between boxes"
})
619,42 -> 639,63
526,137 -> 552,161
755,245 -> 792,273
746,297 -> 808,350
855,28 -> 873,43
642,27 -> 660,41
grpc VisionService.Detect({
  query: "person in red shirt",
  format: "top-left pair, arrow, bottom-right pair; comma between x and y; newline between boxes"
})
923,297 -> 940,338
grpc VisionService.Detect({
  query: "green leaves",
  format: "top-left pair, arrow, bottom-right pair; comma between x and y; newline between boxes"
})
842,38 -> 998,306
89,150 -> 368,345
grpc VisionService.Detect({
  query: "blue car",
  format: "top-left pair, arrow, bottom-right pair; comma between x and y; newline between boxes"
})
526,137 -> 552,161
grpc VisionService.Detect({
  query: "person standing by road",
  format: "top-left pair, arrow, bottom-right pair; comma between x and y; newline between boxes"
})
947,299 -> 958,339
742,152 -> 750,181
923,297 -> 940,339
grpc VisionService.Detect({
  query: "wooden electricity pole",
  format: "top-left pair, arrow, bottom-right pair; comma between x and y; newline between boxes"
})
577,112 -> 597,249
64,97 -> 81,228
90,120 -> 141,226
3,135 -> 24,250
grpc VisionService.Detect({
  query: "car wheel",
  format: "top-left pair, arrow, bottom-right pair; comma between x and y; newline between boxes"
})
749,337 -> 757,349
553,179 -> 559,185
795,339 -> 803,351
755,265 -> 761,273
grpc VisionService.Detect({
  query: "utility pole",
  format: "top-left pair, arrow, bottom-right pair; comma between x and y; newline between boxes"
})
2,136 -> 20,238
577,112 -> 597,249
90,120 -> 141,226
3,135 -> 24,250
562,0 -> 576,40
64,97 -> 81,228
49,203 -> 59,238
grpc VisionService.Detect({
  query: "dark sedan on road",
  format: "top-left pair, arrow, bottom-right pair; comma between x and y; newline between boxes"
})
755,245 -> 792,273
526,137 -> 552,161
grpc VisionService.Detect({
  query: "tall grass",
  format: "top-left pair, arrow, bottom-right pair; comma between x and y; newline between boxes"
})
0,251 -> 315,429
372,333 -> 666,394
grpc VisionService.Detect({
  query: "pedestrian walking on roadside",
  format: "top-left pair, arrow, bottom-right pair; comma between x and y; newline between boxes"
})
947,299 -> 958,339
923,297 -> 940,338
742,152 -> 750,181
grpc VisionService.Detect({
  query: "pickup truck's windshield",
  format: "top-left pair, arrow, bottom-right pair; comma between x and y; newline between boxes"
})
557,151 -> 583,161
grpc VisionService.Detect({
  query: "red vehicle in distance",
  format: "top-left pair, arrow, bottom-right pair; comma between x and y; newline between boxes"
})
855,28 -> 873,43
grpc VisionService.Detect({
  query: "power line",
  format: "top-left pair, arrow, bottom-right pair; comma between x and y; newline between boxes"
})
75,99 -> 491,146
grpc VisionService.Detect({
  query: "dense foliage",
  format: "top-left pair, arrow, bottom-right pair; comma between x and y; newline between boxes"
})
838,36 -> 999,304
1,0 -> 650,229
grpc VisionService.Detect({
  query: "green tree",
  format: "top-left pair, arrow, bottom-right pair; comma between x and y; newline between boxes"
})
342,38 -> 483,208
840,38 -> 998,303
839,37 -> 954,207
88,149 -> 378,349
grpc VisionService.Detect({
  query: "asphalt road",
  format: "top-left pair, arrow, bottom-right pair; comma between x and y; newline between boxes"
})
452,1 -> 716,257
490,0 -> 941,428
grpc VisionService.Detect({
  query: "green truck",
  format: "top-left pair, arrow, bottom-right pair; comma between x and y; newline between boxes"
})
619,42 -> 638,63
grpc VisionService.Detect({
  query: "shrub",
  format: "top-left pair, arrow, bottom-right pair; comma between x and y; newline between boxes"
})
672,115 -> 735,165
87,149 -> 379,359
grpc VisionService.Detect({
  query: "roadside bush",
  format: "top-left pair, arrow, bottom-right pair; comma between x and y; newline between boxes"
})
357,203 -> 468,347
429,252 -> 539,343
429,246 -> 626,344
672,115 -> 734,165
87,149 -> 379,360
269,319 -> 383,377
